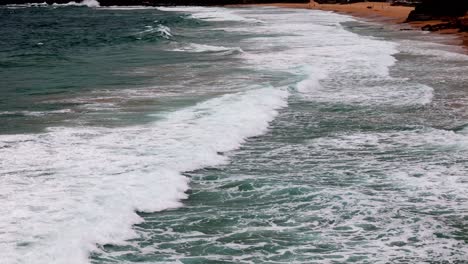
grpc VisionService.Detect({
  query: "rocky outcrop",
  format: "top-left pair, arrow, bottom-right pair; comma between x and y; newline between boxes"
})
421,17 -> 468,33
459,15 -> 468,32
407,0 -> 468,22
421,22 -> 457,32
406,0 -> 468,33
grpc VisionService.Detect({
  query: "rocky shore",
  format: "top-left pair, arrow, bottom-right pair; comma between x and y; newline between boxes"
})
406,0 -> 468,46
407,0 -> 468,31
407,0 -> 467,22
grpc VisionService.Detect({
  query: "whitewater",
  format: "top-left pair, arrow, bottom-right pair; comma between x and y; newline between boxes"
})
1,4 -> 467,264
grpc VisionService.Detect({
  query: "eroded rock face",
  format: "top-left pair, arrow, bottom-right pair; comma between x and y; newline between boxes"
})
406,0 -> 468,33
459,15 -> 468,32
407,0 -> 468,22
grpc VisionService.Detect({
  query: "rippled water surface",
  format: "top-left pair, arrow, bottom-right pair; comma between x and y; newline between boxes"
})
1,4 -> 467,264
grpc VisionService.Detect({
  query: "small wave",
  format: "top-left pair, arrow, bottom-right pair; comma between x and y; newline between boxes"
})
295,55 -> 433,107
9,0 -> 101,7
458,125 -> 468,135
156,25 -> 172,39
0,87 -> 288,264
5,2 -> 47,8
399,40 -> 468,61
298,75 -> 434,106
52,0 -> 100,7
99,6 -> 159,10
310,128 -> 468,152
0,109 -> 72,117
172,43 -> 243,54
137,24 -> 172,40
157,7 -> 264,23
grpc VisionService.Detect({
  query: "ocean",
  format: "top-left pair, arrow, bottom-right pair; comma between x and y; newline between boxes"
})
1,3 -> 468,264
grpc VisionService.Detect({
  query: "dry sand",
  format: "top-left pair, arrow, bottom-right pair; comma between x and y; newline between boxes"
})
268,1 -> 413,23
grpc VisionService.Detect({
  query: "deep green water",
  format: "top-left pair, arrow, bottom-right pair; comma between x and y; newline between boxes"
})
1,4 -> 467,264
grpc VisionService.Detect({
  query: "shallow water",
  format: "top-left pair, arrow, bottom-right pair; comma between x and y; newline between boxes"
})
1,4 -> 467,264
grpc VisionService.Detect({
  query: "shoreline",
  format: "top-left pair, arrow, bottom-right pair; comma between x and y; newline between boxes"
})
229,2 -> 468,52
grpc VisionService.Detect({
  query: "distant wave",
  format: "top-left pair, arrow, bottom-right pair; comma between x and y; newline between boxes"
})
157,6 -> 264,23
136,24 -> 172,40
172,43 -> 244,54
52,0 -> 100,7
6,0 -> 100,8
99,6 -> 160,10
0,109 -> 73,116
399,40 -> 468,61
5,2 -> 48,8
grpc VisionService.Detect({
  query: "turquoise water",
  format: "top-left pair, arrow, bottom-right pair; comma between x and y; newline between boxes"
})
1,4 -> 468,264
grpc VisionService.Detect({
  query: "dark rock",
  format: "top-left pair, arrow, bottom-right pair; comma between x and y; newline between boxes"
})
458,16 -> 468,32
406,0 -> 468,35
421,22 -> 457,32
406,0 -> 468,22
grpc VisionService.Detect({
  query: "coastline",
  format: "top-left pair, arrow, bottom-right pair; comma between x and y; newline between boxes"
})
229,1 -> 468,51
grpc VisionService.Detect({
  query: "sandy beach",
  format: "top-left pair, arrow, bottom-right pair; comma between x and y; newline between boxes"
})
234,1 -> 468,50
267,1 -> 413,22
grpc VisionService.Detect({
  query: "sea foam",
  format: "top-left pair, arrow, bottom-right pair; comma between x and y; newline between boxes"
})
2,5 -> 456,263
172,43 -> 244,54
0,87 -> 287,264
51,0 -> 100,7
157,6 -> 264,23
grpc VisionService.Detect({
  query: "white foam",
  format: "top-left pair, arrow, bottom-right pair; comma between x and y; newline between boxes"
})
0,87 -> 288,264
157,6 -> 264,23
5,2 -> 48,8
172,43 -> 243,54
99,6 -> 159,10
308,127 -> 468,210
80,0 -> 99,7
155,25 -> 172,39
52,0 -> 100,7
2,5 -> 459,263
399,40 -> 468,61
212,9 -> 433,107
274,127 -> 468,261
6,0 -> 99,8
137,24 -> 172,39
310,128 -> 468,152
298,74 -> 434,106
459,126 -> 468,135
0,109 -> 73,116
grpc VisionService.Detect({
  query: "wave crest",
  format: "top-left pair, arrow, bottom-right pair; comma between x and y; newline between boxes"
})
52,0 -> 99,7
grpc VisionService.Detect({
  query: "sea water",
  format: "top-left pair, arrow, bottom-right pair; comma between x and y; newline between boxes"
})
1,4 -> 467,264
